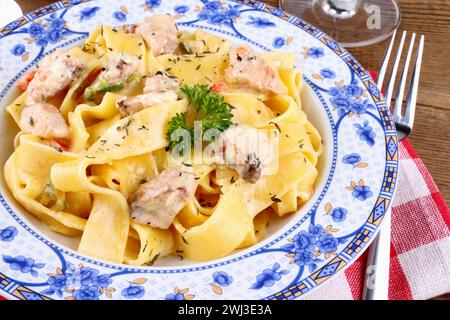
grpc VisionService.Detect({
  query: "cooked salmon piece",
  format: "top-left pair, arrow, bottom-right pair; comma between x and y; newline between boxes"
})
143,73 -> 180,93
116,73 -> 180,116
116,24 -> 137,34
20,103 -> 71,140
26,50 -> 86,105
117,91 -> 179,116
97,52 -> 141,88
214,125 -> 272,183
130,165 -> 196,229
135,14 -> 179,56
225,45 -> 284,95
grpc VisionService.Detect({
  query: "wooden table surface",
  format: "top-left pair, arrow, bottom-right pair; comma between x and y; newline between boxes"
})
13,0 -> 450,299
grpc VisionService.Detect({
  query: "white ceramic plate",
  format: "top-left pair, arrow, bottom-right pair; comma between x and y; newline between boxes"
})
0,0 -> 398,300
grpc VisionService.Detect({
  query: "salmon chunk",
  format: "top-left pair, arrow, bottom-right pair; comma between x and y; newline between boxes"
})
136,14 -> 179,56
20,103 -> 71,140
214,125 -> 272,183
26,50 -> 86,105
143,73 -> 180,93
130,165 -> 196,229
225,45 -> 284,95
116,73 -> 180,116
97,52 -> 141,87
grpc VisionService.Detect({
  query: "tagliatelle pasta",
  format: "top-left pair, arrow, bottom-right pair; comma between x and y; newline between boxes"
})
4,20 -> 322,265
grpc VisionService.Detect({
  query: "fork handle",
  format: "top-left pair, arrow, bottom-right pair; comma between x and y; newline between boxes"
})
362,208 -> 392,300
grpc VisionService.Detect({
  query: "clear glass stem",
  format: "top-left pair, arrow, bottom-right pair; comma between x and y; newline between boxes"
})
279,0 -> 401,48
326,0 -> 360,11
317,0 -> 362,18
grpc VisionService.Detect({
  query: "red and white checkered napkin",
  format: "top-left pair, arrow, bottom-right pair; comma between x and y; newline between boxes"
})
303,139 -> 450,300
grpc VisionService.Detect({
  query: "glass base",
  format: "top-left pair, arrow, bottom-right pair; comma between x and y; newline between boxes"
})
280,0 -> 401,48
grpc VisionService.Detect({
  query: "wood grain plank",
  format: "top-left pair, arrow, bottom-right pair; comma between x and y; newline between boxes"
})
410,104 -> 450,195
350,0 -> 450,110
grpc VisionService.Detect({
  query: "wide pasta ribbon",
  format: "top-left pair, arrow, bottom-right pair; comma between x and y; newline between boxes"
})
4,135 -> 86,235
173,181 -> 252,261
50,157 -> 129,263
69,92 -> 121,152
87,99 -> 188,160
157,30 -> 231,86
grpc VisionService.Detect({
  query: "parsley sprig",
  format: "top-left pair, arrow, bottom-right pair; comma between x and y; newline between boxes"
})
167,84 -> 233,150
167,113 -> 194,150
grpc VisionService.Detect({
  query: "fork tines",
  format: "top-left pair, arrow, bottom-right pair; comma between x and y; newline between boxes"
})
376,30 -> 425,140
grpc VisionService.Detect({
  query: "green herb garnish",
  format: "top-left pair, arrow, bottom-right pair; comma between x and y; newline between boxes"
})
127,74 -> 142,83
167,84 -> 233,150
84,86 -> 96,101
37,183 -> 57,208
167,113 -> 194,150
84,74 -> 131,101
97,81 -> 125,94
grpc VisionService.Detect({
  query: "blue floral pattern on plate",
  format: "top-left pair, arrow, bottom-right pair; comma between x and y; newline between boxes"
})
39,263 -> 116,299
113,11 -> 127,22
343,153 -> 361,166
354,120 -> 377,146
327,81 -> 376,118
196,0 -> 241,27
342,153 -> 368,168
246,16 -> 276,28
165,288 -> 195,300
250,263 -> 289,289
277,224 -> 342,273
174,5 -> 190,14
121,285 -> 145,299
210,271 -> 233,295
307,47 -> 325,59
0,226 -> 18,242
2,255 -> 45,277
346,179 -> 374,201
145,0 -> 161,9
273,36 -> 285,49
79,6 -> 100,21
320,68 -> 336,79
352,185 -> 373,201
5,9 -> 85,63
11,44 -> 26,56
0,0 -> 398,300
330,207 -> 348,223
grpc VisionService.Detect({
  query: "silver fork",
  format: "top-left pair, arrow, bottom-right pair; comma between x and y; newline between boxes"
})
362,30 -> 425,300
